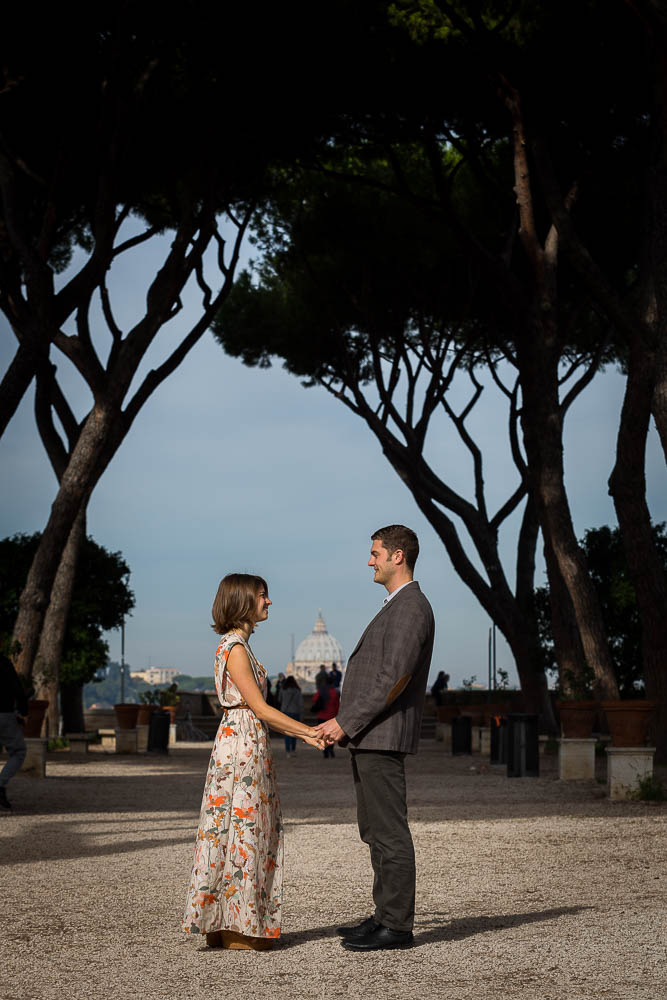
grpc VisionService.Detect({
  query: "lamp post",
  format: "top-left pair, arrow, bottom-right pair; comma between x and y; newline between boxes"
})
120,619 -> 126,703
488,624 -> 497,690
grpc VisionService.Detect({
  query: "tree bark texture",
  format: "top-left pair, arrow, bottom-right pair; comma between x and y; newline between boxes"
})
12,403 -> 114,678
33,507 -> 87,739
0,341 -> 42,440
609,341 -> 667,761
516,321 -> 619,700
648,10 -> 667,461
542,535 -> 589,696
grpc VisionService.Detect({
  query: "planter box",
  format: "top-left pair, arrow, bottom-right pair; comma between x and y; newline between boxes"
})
606,746 -> 655,800
558,738 -> 596,780
115,728 -> 138,753
22,737 -> 47,777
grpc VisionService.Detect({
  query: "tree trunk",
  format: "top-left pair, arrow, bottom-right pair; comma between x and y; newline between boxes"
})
653,331 -> 667,461
514,492 -> 558,731
609,340 -> 667,761
507,624 -> 557,732
0,341 -> 40,440
517,321 -> 619,700
33,506 -> 87,738
60,683 -> 85,735
542,535 -> 589,696
12,402 -> 115,678
648,18 -> 667,460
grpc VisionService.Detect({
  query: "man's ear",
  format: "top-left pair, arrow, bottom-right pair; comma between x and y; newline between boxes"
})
393,548 -> 405,565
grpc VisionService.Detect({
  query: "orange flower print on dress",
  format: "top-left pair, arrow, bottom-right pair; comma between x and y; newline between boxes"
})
182,632 -> 283,940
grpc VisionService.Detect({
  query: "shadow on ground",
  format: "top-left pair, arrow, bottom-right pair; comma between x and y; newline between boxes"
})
257,905 -> 593,950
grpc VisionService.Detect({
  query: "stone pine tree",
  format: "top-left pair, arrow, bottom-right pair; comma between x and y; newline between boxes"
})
0,5 -> 330,683
213,165 -> 611,727
216,1 -> 667,741
381,3 -> 666,752
0,532 -> 134,733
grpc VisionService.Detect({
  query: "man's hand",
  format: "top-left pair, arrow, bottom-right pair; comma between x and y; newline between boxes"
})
314,717 -> 345,744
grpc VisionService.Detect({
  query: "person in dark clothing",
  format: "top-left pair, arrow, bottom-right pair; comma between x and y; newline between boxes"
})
431,671 -> 449,707
315,664 -> 329,691
0,653 -> 28,810
279,676 -> 304,755
328,662 -> 342,689
313,683 -> 340,758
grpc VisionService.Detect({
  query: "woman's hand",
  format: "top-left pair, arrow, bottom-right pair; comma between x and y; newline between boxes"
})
301,731 -> 326,750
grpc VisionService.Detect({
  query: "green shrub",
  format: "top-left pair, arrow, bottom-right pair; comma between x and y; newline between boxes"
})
630,774 -> 665,801
47,737 -> 70,751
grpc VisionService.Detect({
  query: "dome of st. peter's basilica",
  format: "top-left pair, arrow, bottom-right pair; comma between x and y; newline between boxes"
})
286,611 -> 346,687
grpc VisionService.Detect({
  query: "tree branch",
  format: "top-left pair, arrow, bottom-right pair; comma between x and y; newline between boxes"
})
112,223 -> 159,258
122,206 -> 252,425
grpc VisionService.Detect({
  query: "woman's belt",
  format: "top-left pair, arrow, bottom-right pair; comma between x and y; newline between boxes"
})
222,704 -> 251,711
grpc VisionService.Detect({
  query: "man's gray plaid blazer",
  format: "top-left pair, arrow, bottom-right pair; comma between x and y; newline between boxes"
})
337,582 -> 435,753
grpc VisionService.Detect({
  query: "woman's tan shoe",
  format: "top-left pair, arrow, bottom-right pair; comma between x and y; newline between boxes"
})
220,930 -> 274,951
206,931 -> 223,948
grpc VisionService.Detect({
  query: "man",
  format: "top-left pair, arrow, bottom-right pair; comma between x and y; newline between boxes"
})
328,662 -> 342,689
0,653 -> 28,810
315,663 -> 329,691
315,525 -> 435,952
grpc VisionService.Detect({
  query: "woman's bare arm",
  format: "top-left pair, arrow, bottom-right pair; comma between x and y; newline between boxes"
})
226,644 -> 324,745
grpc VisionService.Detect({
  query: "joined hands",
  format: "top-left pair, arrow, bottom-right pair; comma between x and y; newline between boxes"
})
313,717 -> 345,745
299,717 -> 345,750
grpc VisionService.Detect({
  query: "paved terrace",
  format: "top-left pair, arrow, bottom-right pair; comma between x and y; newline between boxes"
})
1,741 -> 665,1000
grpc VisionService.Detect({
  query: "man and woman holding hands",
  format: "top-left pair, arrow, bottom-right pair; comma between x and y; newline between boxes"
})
182,524 -> 435,952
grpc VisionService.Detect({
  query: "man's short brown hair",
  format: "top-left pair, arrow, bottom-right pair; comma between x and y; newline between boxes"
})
211,573 -> 268,634
371,524 -> 419,571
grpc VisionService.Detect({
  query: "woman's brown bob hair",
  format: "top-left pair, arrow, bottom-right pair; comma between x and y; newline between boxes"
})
211,573 -> 269,634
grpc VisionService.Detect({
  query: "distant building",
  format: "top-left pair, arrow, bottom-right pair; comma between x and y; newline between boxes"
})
130,667 -> 180,685
286,611 -> 346,687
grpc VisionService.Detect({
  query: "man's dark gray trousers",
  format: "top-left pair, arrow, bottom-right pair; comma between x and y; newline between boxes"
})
351,748 -> 416,933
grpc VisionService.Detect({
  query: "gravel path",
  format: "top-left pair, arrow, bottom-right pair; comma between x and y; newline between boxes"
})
1,741 -> 665,1000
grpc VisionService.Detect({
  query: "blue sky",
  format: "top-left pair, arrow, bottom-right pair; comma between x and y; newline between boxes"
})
1,225 -> 665,688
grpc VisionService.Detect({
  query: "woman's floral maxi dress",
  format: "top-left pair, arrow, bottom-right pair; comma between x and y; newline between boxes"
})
182,633 -> 283,939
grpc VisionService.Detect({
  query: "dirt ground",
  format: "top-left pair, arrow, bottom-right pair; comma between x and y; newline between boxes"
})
0,739 -> 665,1000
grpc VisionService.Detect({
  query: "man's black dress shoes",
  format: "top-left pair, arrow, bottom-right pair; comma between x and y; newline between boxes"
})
341,924 -> 414,951
336,915 -> 379,938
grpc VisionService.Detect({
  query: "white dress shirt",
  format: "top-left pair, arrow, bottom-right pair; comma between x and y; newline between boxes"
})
383,580 -> 416,605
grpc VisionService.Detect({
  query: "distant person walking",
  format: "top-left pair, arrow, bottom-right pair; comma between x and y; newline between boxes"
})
0,653 -> 28,811
431,671 -> 450,707
279,676 -> 304,756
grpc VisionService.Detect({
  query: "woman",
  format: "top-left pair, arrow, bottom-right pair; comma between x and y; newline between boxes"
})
279,675 -> 304,756
182,573 -> 323,950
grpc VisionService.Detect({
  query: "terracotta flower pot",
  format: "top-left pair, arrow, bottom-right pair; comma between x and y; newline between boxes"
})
162,704 -> 178,724
114,703 -> 139,729
24,699 -> 49,737
602,700 -> 656,747
136,704 -> 157,726
556,700 -> 599,739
